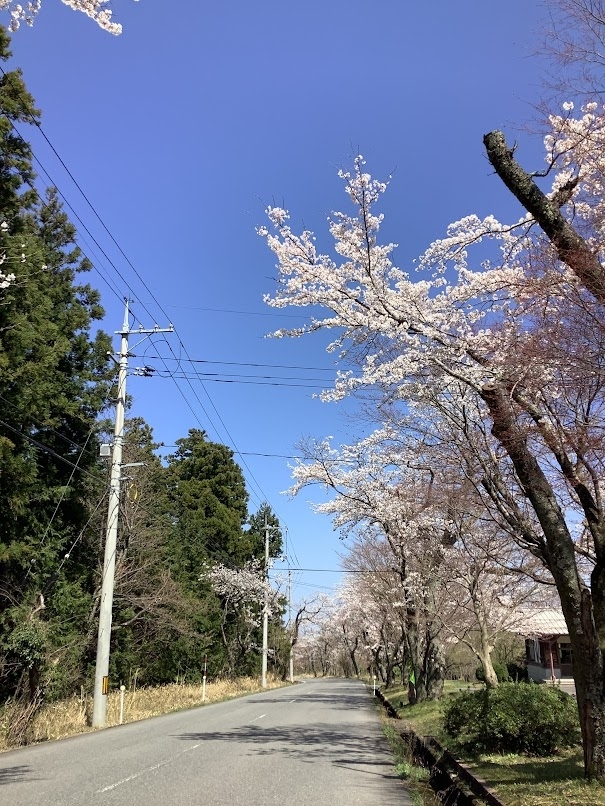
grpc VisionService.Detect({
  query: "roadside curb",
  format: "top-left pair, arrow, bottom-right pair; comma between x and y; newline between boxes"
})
375,689 -> 506,806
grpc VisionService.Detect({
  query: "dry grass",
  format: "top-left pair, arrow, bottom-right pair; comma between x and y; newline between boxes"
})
0,676 -> 288,751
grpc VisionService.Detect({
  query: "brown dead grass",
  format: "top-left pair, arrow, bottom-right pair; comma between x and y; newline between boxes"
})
0,676 -> 288,751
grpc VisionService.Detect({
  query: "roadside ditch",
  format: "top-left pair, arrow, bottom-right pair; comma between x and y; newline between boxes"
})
375,688 -> 505,806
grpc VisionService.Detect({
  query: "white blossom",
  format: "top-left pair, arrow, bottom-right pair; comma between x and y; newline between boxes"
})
203,559 -> 279,619
0,0 -> 138,34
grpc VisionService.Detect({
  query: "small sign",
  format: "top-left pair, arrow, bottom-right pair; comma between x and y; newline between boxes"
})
102,676 -> 109,695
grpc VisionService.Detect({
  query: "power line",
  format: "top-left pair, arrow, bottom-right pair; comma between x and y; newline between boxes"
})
2,69 -> 299,556
150,374 -> 326,389
157,445 -> 301,459
0,418 -> 103,483
275,567 -> 398,573
134,354 -> 335,373
159,303 -> 307,319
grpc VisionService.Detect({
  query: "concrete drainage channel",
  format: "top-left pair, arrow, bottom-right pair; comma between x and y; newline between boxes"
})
375,689 -> 505,806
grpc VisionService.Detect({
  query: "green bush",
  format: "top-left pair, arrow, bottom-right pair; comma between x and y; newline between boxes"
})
506,662 -> 528,683
443,683 -> 580,756
475,662 -> 510,684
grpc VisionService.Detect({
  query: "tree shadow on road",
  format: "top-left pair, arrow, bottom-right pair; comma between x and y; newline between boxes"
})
0,765 -> 32,785
246,688 -> 371,711
175,722 -> 388,766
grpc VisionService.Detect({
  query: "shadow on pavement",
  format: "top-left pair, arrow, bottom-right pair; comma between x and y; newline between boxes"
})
246,690 -> 371,710
175,722 -> 391,768
0,765 -> 32,785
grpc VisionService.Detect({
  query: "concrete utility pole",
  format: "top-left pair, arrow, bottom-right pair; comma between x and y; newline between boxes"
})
92,300 -> 173,728
261,515 -> 270,689
288,568 -> 294,683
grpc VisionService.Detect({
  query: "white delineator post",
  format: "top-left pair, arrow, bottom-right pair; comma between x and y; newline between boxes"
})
202,655 -> 207,703
119,685 -> 126,724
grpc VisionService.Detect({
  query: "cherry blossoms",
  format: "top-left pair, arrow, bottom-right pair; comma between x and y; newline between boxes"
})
203,559 -> 279,622
0,0 -> 138,34
261,104 -> 605,771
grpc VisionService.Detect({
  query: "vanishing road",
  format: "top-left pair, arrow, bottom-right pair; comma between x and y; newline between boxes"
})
0,678 -> 412,806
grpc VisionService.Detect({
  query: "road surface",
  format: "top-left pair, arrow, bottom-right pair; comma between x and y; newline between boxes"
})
0,678 -> 411,805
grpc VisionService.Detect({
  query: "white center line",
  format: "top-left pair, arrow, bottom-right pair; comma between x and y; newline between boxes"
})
96,744 -> 200,794
249,713 -> 266,722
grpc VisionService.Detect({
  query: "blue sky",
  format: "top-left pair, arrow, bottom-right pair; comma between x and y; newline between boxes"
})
5,0 -> 550,603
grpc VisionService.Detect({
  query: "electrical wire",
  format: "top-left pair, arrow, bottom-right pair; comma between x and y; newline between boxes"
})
132,353 -> 336,373
37,426 -> 96,549
150,374 -> 326,389
0,66 -> 303,561
0,418 -> 104,483
159,303 -> 308,319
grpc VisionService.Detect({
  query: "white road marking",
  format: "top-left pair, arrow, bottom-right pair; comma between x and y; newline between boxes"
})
96,744 -> 200,793
249,713 -> 266,722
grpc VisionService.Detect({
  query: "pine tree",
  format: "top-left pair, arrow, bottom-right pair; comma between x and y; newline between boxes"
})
165,429 -> 250,586
247,502 -> 283,565
0,27 -> 112,711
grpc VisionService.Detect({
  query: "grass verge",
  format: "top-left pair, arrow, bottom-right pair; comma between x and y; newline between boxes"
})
380,682 -> 604,806
380,714 -> 440,806
0,676 -> 289,751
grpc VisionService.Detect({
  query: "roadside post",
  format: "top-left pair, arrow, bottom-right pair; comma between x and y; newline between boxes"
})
119,685 -> 126,724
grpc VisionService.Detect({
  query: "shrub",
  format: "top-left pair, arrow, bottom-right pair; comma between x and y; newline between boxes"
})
475,662 -> 510,684
443,683 -> 580,756
506,662 -> 528,683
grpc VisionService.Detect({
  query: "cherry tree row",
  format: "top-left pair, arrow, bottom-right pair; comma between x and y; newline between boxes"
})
259,98 -> 605,776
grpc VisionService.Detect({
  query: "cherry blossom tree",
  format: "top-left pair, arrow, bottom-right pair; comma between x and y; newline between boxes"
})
260,126 -> 605,776
291,430 -> 449,697
438,514 -> 554,688
540,0 -> 605,97
0,0 -> 137,34
204,560 -> 282,675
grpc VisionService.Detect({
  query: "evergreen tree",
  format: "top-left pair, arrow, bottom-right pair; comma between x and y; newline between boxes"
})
247,502 -> 283,565
107,418 -> 213,686
0,27 -> 112,711
165,428 -> 250,587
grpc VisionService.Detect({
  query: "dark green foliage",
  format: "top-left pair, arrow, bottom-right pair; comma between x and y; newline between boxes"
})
0,27 -> 288,705
475,662 -> 510,684
0,27 -> 113,706
103,423 -> 275,684
506,662 -> 528,683
443,683 -> 581,755
165,429 -> 250,585
246,502 -> 283,563
0,27 -> 39,219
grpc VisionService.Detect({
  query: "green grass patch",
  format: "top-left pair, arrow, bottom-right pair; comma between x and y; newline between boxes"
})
381,717 -> 440,806
378,683 -> 605,806
467,750 -> 603,806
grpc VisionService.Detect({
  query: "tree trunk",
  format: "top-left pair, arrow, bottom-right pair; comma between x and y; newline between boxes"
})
474,587 -> 499,688
483,130 -> 605,305
423,625 -> 446,700
477,646 -> 499,689
483,382 -> 605,779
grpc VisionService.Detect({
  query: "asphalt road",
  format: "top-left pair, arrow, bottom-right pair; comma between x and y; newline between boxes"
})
0,678 -> 412,806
